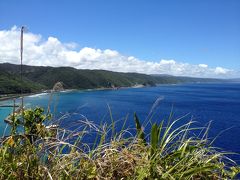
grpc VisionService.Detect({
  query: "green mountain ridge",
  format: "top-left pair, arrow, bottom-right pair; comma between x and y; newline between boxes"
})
0,63 -> 224,94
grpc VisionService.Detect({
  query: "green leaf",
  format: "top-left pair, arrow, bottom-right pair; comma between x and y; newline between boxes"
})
134,112 -> 146,144
150,123 -> 159,158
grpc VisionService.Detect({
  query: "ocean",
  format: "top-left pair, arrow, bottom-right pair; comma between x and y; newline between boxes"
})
1,82 -> 240,162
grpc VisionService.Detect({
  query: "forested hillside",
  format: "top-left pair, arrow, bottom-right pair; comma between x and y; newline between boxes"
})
0,63 -> 223,94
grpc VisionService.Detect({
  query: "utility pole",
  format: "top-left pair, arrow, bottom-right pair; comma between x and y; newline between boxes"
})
20,26 -> 25,123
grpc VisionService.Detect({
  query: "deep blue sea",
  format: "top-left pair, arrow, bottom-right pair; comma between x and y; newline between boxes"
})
1,82 -> 240,162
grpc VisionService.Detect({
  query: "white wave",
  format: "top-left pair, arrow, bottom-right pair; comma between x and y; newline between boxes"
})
28,93 -> 48,98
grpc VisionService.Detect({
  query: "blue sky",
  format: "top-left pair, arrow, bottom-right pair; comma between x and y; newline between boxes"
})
0,0 -> 239,77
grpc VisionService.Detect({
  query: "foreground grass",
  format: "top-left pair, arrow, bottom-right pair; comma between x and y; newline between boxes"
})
0,107 -> 239,179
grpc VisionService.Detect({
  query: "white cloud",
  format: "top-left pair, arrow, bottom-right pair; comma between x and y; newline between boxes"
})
199,64 -> 208,68
214,67 -> 230,75
0,26 -> 238,78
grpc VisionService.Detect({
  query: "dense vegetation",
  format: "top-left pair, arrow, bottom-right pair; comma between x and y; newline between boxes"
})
0,63 -> 223,94
0,71 -> 44,94
0,105 -> 239,179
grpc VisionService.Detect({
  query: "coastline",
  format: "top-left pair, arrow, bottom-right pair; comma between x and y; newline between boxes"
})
1,80 -> 228,102
3,81 -> 218,102
0,92 -> 47,102
0,84 -> 147,102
